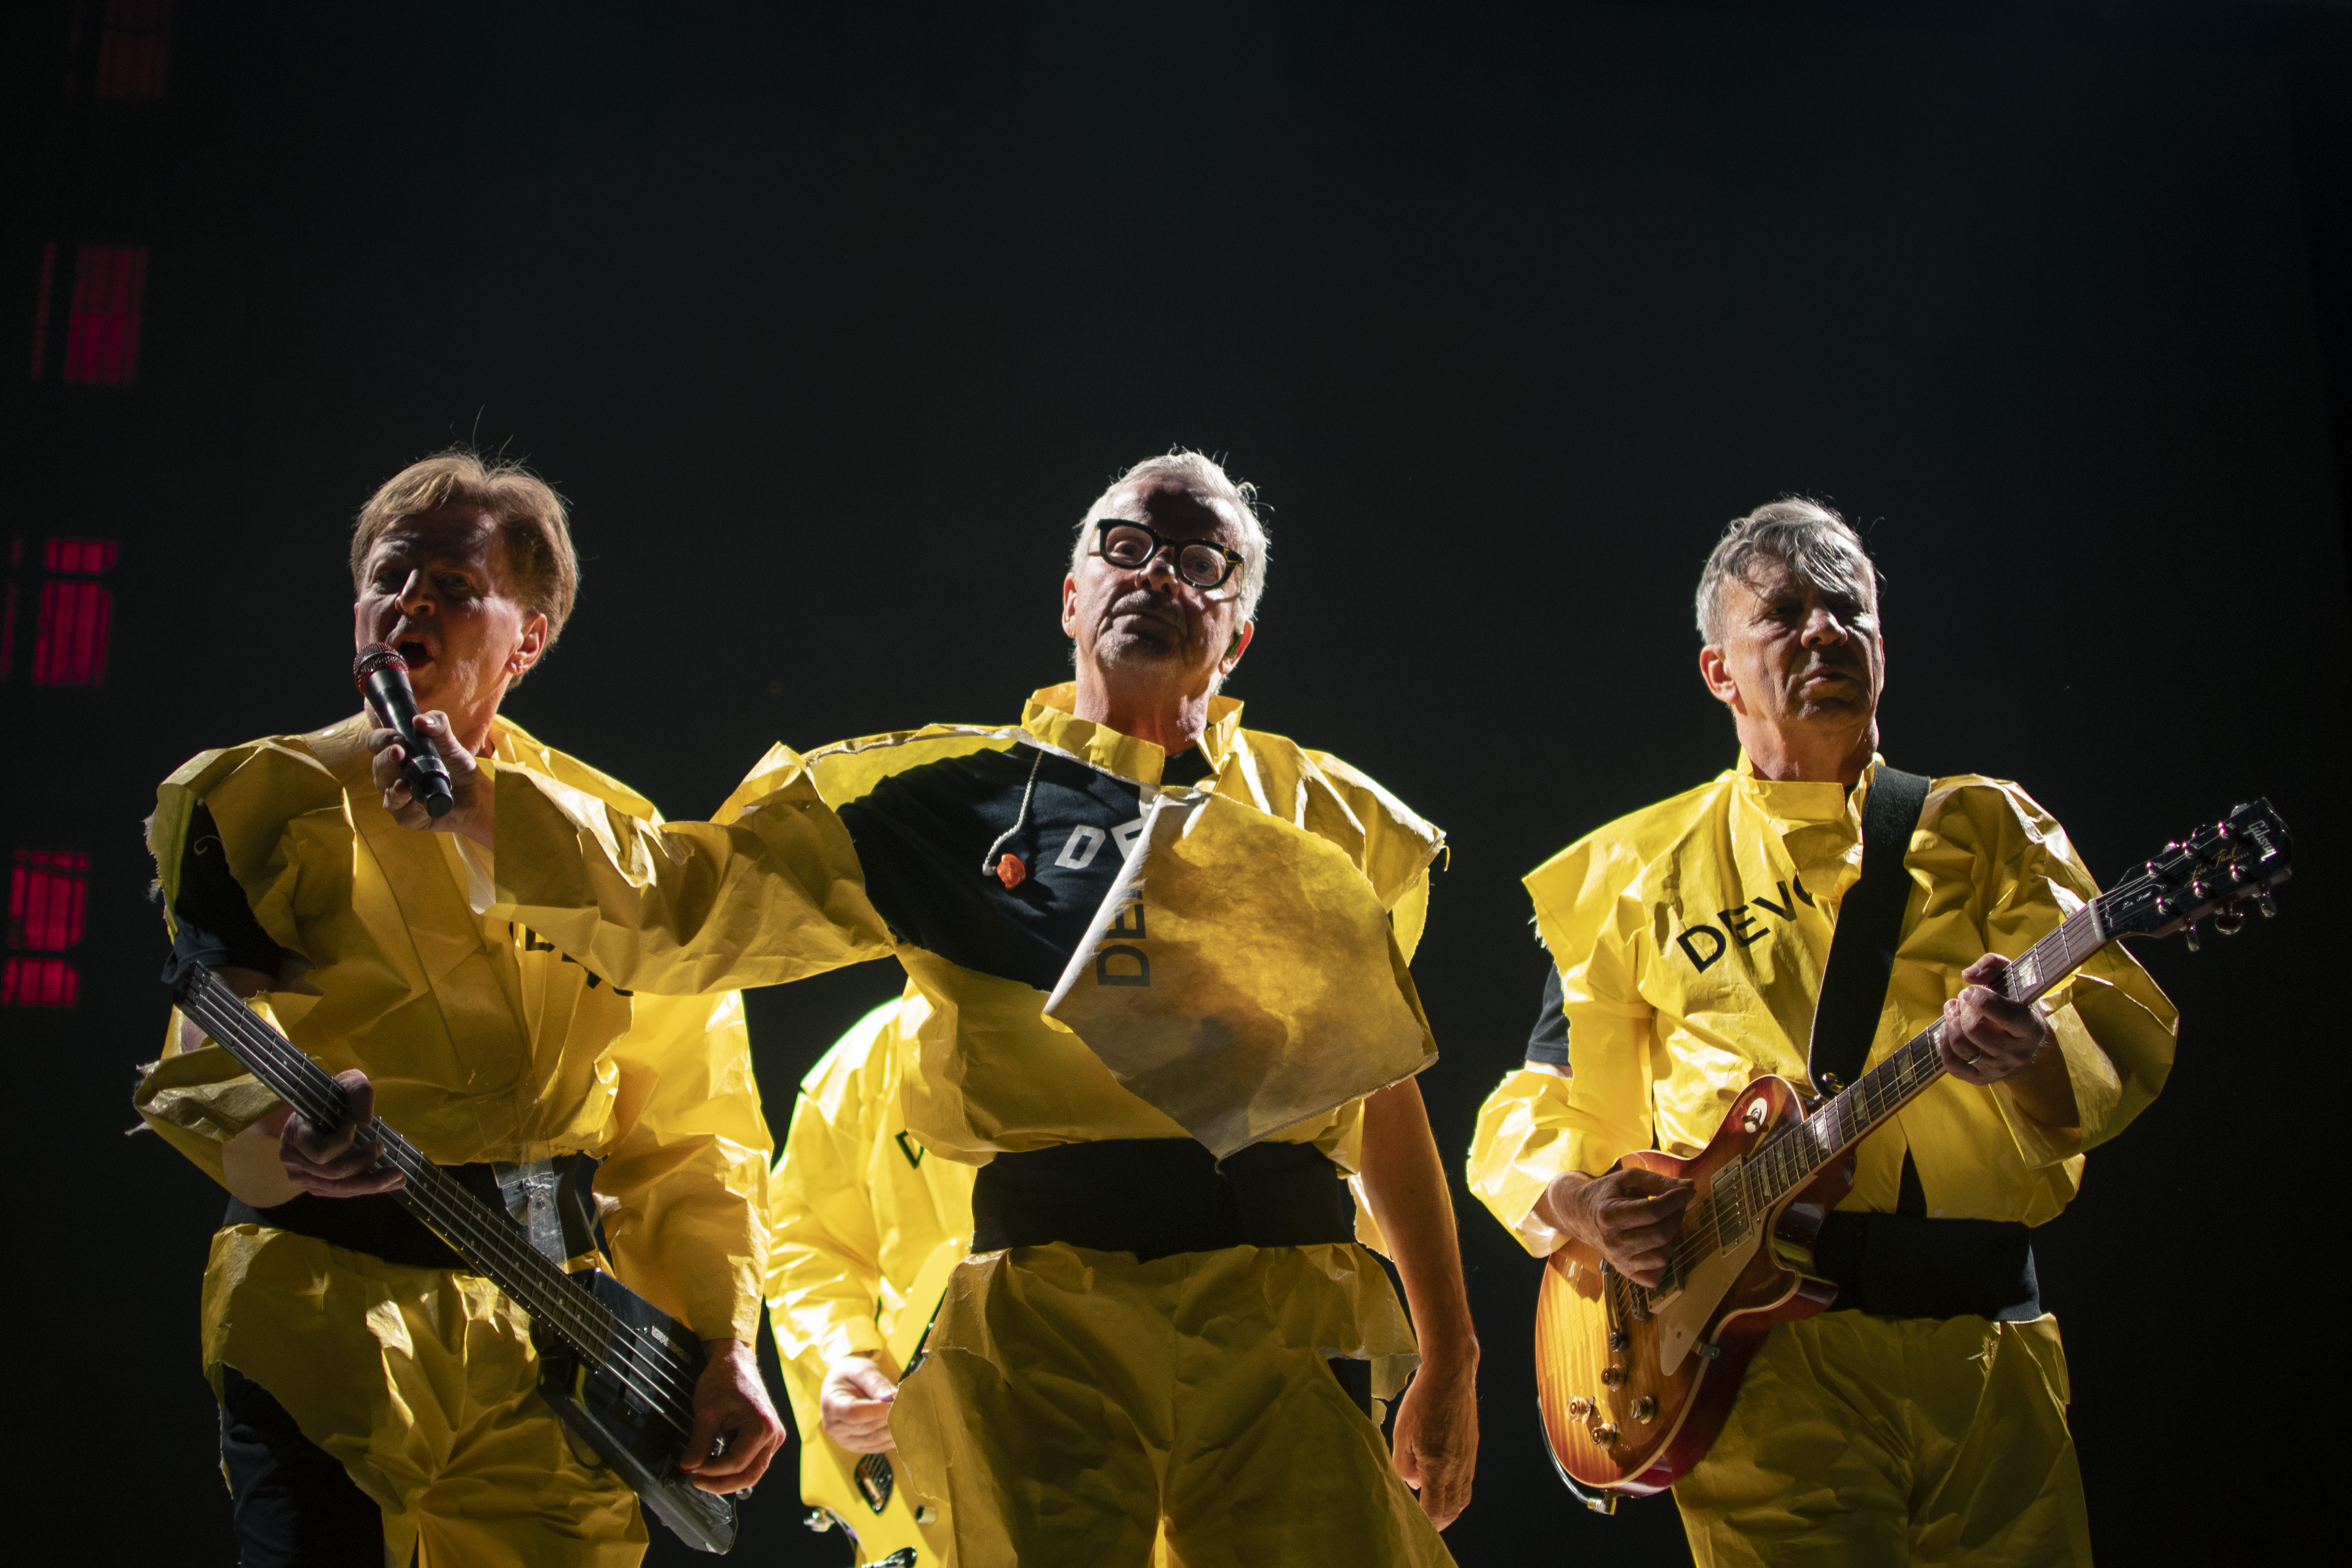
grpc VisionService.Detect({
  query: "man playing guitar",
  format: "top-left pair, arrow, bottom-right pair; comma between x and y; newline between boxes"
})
136,452 -> 784,1564
768,991 -> 974,1564
1468,499 -> 2177,1563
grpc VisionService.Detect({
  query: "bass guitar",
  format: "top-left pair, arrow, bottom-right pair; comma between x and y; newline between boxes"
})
798,1239 -> 964,1567
1533,798 -> 2292,1508
171,964 -> 742,1553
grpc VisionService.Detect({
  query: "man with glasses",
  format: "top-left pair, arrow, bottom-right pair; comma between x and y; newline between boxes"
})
372,451 -> 1479,1567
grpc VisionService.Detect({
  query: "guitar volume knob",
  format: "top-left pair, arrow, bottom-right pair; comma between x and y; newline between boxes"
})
1600,1365 -> 1627,1388
1566,1396 -> 1593,1418
1592,1423 -> 1619,1446
1632,1395 -> 1657,1423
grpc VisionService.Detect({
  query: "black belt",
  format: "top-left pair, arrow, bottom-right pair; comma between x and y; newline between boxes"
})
1815,1211 -> 2042,1322
221,1154 -> 596,1272
971,1137 -> 1355,1264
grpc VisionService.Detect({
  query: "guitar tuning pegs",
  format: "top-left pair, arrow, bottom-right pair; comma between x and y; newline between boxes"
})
2259,892 -> 2278,919
2213,906 -> 2246,937
2183,920 -> 2202,953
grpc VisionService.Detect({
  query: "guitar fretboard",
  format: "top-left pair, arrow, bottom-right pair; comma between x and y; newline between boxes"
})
174,968 -> 701,1435
1751,897 -> 2103,1209
1652,896 -> 2112,1297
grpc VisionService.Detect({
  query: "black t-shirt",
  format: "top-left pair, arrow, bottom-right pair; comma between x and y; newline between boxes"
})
1526,964 -> 1569,1068
839,741 -> 1217,995
169,801 -> 289,979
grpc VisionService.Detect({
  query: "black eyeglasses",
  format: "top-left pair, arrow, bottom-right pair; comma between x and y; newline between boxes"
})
1090,519 -> 1246,592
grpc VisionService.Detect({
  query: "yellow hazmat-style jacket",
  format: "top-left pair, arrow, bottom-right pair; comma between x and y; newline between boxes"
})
137,713 -> 774,1343
487,683 -> 1442,1171
768,994 -> 971,1379
767,992 -> 972,1560
1469,753 -> 2177,1254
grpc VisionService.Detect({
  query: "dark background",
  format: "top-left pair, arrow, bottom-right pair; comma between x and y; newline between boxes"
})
7,1 -> 2346,1562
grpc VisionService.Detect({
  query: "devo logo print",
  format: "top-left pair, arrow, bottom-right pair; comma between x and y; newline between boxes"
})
1094,891 -> 1150,987
509,923 -> 634,994
1674,877 -> 1814,972
1055,815 -> 1148,871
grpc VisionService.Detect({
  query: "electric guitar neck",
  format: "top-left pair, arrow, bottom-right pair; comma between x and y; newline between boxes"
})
1533,795 -> 2294,1509
170,965 -> 740,1553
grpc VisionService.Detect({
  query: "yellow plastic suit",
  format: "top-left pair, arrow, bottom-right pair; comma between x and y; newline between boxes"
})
486,683 -> 1451,1567
1468,754 -> 2177,1566
135,714 -> 773,1568
768,993 -> 973,1566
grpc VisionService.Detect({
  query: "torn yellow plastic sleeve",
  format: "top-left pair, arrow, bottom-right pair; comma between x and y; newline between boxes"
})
485,684 -> 1445,1174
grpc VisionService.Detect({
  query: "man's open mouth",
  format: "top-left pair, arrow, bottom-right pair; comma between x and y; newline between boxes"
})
398,638 -> 433,667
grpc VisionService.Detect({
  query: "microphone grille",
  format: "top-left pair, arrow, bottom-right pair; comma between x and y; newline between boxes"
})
352,642 -> 407,689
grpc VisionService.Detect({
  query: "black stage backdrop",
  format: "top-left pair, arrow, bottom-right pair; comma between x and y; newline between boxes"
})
6,2 -> 2346,1562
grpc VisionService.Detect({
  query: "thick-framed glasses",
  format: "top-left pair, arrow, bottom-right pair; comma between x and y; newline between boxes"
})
1090,518 -> 1245,592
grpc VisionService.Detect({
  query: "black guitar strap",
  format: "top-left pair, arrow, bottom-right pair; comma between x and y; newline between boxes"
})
1805,762 -> 2044,1311
1806,763 -> 1932,1099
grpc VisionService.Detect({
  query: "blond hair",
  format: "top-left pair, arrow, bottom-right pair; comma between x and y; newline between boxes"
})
1072,450 -> 1272,624
1695,497 -> 1879,643
350,452 -> 580,672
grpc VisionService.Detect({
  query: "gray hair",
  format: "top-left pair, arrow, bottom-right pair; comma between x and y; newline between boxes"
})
1071,450 -> 1271,624
1695,497 -> 1880,643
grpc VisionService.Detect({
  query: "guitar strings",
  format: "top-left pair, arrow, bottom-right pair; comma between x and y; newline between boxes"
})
186,985 -> 647,1385
1614,838 -> 2266,1309
203,989 -> 704,1422
1636,899 -> 2106,1295
184,976 -> 704,1424
196,988 -> 703,1424
1651,1029 -> 1947,1287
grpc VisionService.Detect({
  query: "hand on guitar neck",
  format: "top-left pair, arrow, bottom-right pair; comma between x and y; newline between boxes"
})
180,965 -> 787,1498
1938,954 -> 2077,1129
1537,950 -> 2067,1288
268,1070 -> 407,1198
183,966 -> 407,1200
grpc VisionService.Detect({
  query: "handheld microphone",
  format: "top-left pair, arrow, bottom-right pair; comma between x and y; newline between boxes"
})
353,642 -> 456,818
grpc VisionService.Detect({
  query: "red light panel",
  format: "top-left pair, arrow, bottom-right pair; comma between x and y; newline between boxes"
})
0,959 -> 79,1008
9,849 -> 89,952
45,539 -> 118,575
32,581 -> 112,685
95,0 -> 174,102
62,244 -> 147,386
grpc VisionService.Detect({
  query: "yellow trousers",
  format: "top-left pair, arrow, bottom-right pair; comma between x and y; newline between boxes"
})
1674,1312 -> 2088,1567
203,1226 -> 645,1568
892,1241 -> 1450,1568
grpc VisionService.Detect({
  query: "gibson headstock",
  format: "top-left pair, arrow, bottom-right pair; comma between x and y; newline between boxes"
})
2095,798 -> 2293,950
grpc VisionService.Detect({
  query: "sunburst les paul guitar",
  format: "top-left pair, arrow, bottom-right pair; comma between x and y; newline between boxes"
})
1533,798 -> 2292,1510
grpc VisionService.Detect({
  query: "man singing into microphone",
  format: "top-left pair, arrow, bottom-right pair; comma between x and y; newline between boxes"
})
135,452 -> 783,1566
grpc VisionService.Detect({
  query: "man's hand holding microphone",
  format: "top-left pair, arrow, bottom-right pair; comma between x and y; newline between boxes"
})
358,642 -> 494,847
